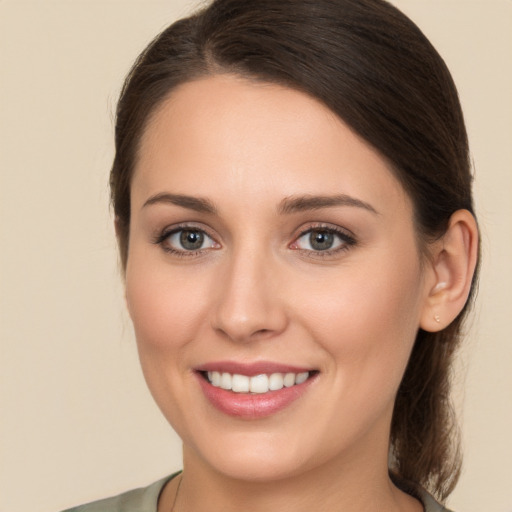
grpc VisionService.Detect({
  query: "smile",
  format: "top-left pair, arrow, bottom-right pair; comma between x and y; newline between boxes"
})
195,363 -> 318,419
206,371 -> 310,394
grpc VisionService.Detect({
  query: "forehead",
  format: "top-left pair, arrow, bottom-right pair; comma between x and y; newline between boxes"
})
133,74 -> 410,215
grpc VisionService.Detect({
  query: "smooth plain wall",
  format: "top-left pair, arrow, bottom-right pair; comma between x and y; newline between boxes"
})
1,1 -> 510,511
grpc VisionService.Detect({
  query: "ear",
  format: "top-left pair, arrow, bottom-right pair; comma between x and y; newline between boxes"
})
420,209 -> 479,332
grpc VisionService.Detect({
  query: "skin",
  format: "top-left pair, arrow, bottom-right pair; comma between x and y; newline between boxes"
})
125,74 -> 440,512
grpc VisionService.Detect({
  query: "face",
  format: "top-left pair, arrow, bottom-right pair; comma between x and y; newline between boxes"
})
125,75 -> 434,482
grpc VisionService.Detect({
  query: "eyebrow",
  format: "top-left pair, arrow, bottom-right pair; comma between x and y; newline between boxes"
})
142,192 -> 378,216
142,193 -> 217,214
278,194 -> 378,215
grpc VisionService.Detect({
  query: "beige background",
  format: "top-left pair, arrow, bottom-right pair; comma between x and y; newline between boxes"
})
1,1 -> 511,511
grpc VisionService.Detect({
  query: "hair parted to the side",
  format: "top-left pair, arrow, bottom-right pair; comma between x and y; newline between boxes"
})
111,0 -> 479,501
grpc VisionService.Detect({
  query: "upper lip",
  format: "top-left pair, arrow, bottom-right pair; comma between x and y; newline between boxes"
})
195,361 -> 315,377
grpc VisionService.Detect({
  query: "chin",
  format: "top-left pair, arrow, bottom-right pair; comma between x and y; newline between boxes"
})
206,454 -> 311,483
183,427 -> 327,483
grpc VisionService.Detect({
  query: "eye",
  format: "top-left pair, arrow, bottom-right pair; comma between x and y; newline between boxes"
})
291,227 -> 355,254
156,227 -> 220,255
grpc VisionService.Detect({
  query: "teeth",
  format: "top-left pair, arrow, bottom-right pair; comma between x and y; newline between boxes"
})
232,374 -> 250,393
206,371 -> 311,394
283,373 -> 295,387
211,371 -> 221,386
295,371 -> 309,384
268,373 -> 284,390
249,374 -> 269,393
220,372 -> 232,390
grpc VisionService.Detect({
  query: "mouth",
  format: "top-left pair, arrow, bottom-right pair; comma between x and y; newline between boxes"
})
200,370 -> 313,394
194,362 -> 318,419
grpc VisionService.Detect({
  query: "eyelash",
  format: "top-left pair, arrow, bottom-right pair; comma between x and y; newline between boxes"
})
152,224 -> 219,258
291,224 -> 357,258
153,223 -> 357,258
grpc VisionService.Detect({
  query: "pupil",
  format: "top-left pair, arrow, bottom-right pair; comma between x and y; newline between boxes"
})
310,231 -> 334,250
180,230 -> 204,250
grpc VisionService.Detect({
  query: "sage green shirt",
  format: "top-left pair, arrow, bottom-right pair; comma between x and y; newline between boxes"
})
61,474 -> 454,512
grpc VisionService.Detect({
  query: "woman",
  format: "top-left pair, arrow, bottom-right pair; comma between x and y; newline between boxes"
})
63,0 -> 479,510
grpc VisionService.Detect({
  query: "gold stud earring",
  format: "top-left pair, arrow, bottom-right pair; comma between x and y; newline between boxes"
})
434,314 -> 441,323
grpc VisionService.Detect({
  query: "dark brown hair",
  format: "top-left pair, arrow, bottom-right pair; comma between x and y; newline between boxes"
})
111,0 -> 478,501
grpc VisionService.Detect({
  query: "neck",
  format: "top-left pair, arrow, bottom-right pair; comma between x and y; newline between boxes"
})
165,437 -> 421,512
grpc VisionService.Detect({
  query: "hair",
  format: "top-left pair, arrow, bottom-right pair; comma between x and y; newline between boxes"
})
110,0 -> 478,501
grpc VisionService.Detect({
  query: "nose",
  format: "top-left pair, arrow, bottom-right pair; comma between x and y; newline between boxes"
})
211,248 -> 288,343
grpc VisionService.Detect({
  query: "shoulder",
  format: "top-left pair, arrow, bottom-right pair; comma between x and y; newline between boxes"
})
60,475 -> 175,512
416,487 -> 455,512
390,473 -> 455,512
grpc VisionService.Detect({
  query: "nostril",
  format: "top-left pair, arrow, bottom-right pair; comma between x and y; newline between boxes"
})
210,286 -> 289,343
249,328 -> 279,341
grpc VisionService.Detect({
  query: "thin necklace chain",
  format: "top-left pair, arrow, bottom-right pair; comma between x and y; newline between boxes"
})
170,473 -> 183,512
168,472 -> 425,512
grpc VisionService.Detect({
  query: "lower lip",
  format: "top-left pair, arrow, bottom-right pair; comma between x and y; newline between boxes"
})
196,373 -> 316,419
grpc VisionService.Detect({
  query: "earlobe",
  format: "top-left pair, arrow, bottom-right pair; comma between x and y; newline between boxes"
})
420,209 -> 479,332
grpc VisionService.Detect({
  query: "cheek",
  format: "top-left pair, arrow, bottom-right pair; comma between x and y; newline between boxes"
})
124,254 -> 213,431
125,254 -> 211,352
295,254 -> 424,389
